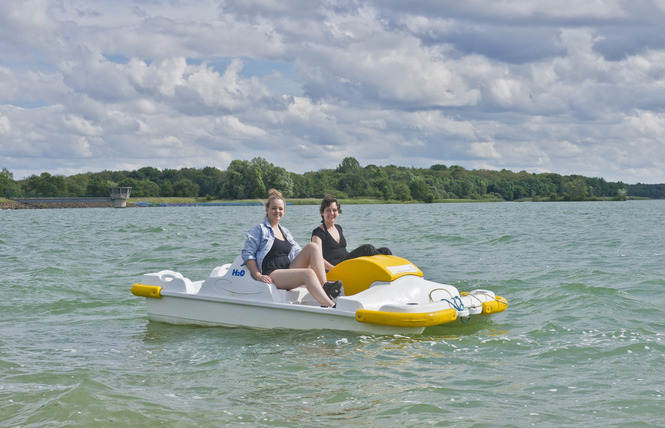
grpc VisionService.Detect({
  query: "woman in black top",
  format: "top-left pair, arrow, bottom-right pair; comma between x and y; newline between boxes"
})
311,194 -> 391,271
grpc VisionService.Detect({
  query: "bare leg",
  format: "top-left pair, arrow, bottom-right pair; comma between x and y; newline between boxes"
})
289,242 -> 327,284
269,268 -> 335,306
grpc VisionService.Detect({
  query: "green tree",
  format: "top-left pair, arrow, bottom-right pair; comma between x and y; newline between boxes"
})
336,157 -> 362,174
253,158 -> 293,197
409,178 -> 433,202
307,169 -> 337,197
291,172 -> 314,198
513,185 -> 527,200
195,166 -> 225,197
393,182 -> 411,201
221,159 -> 265,199
362,165 -> 388,198
449,165 -> 467,180
563,177 -> 588,201
8,160 -> 657,203
86,177 -> 113,197
66,174 -> 89,196
159,181 -> 174,197
26,173 -> 67,196
173,178 -> 200,197
1,168 -> 15,197
375,178 -> 394,200
131,166 -> 162,182
338,169 -> 369,197
118,177 -> 138,188
131,179 -> 160,197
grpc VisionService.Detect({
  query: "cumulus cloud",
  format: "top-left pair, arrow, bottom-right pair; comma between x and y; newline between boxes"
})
0,0 -> 664,183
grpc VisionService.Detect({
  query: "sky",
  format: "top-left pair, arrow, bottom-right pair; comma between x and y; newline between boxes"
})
1,0 -> 665,184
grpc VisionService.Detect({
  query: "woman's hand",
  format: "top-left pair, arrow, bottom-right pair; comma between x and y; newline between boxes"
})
255,273 -> 272,284
246,259 -> 272,284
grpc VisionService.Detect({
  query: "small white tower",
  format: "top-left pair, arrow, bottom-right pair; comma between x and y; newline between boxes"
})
109,187 -> 132,208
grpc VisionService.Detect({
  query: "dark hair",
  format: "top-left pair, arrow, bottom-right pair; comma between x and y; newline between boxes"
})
319,194 -> 342,217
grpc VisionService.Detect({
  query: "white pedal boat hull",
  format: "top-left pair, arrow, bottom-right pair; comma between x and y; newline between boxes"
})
132,255 -> 507,335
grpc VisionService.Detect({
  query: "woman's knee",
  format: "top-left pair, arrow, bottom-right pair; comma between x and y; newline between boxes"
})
298,242 -> 321,259
302,242 -> 320,252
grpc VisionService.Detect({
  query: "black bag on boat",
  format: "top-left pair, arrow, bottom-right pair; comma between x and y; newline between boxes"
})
348,244 -> 392,259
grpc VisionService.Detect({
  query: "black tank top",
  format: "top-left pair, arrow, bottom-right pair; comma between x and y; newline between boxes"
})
262,237 -> 292,275
312,224 -> 350,266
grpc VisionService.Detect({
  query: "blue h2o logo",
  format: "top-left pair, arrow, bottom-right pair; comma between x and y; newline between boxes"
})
231,269 -> 245,277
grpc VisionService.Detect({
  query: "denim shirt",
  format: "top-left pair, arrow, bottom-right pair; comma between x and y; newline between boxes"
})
241,218 -> 302,273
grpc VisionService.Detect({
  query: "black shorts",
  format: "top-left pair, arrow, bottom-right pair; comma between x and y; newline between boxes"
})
262,255 -> 291,276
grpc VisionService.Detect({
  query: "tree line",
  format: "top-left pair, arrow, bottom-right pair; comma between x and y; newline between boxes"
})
1,157 -> 663,202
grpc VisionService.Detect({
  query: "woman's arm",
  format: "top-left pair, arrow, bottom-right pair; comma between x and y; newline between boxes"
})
246,259 -> 272,284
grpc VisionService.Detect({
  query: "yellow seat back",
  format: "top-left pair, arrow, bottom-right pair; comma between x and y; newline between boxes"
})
326,255 -> 423,296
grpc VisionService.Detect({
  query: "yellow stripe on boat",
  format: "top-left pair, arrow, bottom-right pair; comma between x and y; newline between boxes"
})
355,308 -> 457,327
131,283 -> 162,298
482,296 -> 508,314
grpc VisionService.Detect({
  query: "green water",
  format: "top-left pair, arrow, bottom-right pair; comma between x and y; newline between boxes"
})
1,201 -> 664,427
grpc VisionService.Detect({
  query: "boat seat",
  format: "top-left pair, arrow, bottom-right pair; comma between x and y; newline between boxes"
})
327,255 -> 423,295
200,256 -> 317,304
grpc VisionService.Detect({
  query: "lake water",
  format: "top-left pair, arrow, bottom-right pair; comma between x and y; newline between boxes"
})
1,201 -> 664,427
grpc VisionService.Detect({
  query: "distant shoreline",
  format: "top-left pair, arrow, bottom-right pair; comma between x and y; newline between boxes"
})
0,200 -> 119,209
1,196 -> 643,210
0,196 -> 484,209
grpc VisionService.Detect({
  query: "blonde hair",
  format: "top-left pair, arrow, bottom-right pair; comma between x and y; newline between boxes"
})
264,189 -> 285,211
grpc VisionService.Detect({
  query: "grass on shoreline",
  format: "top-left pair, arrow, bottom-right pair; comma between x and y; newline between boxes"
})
3,196 -> 497,208
130,196 -> 507,205
2,196 -> 640,208
130,195 -> 638,204
131,197 -> 397,205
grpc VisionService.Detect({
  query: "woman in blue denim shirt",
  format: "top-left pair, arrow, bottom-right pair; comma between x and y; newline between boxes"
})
242,189 -> 342,307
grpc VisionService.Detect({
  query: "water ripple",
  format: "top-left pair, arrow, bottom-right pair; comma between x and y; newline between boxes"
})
2,202 -> 665,426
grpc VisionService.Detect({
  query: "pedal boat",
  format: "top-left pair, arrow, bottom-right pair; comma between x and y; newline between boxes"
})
131,255 -> 508,335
